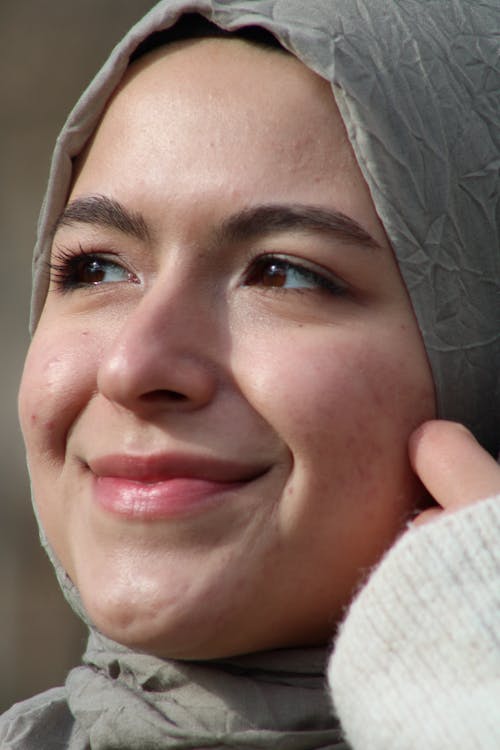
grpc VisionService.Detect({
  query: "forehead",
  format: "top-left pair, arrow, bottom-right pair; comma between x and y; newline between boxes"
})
76,37 -> 353,179
71,37 -> 387,248
123,36 -> 331,112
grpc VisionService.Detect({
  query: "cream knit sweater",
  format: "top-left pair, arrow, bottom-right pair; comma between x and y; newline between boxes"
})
328,494 -> 500,749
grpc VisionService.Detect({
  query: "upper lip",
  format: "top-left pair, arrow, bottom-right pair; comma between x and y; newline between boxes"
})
87,453 -> 269,483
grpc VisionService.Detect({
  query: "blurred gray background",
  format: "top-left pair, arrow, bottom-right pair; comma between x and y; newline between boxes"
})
0,0 -> 155,713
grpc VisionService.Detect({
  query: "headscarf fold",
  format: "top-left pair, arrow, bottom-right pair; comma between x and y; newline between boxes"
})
64,631 -> 345,749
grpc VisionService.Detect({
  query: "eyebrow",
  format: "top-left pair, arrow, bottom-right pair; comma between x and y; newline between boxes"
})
53,194 -> 150,242
219,204 -> 381,249
53,194 -> 380,250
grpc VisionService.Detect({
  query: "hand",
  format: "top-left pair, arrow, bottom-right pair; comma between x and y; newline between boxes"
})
409,420 -> 500,526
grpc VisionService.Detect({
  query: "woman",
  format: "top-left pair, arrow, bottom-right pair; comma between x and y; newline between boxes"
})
2,1 -> 499,748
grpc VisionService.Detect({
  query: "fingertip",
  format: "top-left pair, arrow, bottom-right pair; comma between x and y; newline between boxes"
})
408,420 -> 475,470
409,420 -> 500,510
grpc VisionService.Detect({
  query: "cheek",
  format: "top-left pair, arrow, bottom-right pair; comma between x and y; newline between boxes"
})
18,326 -> 105,578
234,327 -> 434,489
18,327 -> 100,461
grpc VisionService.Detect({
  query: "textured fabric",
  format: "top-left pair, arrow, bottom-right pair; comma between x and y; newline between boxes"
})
329,494 -> 500,749
1,647 -> 345,749
0,688 -> 87,750
68,641 -> 344,749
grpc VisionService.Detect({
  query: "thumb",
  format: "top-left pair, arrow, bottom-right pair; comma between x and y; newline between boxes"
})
409,420 -> 500,513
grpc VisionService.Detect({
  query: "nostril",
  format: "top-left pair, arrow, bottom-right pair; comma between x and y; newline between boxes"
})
165,390 -> 188,401
141,389 -> 188,403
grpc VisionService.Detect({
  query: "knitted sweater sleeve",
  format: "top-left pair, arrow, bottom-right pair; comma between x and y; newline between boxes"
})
328,494 -> 500,750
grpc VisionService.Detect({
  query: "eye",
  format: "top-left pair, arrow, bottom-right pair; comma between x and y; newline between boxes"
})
243,254 -> 346,294
49,248 -> 136,291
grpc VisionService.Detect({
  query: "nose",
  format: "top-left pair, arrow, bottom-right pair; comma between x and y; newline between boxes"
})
97,278 -> 219,414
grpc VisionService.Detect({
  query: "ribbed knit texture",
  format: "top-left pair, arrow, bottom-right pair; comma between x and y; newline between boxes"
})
329,494 -> 500,749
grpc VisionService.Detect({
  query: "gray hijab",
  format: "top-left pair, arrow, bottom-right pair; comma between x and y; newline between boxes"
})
6,0 -> 499,748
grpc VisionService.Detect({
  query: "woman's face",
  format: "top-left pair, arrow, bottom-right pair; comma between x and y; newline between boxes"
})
19,39 -> 435,657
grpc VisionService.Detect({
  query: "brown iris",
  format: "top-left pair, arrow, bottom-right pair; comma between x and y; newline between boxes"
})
246,258 -> 288,288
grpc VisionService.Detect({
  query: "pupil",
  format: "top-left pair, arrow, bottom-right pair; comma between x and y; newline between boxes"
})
263,263 -> 286,287
81,259 -> 105,284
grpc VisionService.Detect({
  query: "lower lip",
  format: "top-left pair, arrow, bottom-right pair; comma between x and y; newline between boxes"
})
94,476 -> 246,520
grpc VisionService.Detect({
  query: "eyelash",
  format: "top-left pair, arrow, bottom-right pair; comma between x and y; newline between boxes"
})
48,247 -> 346,298
48,246 -> 133,292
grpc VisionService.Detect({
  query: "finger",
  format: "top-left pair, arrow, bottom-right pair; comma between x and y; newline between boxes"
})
409,420 -> 500,512
411,506 -> 443,527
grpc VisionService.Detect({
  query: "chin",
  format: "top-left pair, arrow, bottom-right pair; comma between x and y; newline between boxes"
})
80,581 -> 227,659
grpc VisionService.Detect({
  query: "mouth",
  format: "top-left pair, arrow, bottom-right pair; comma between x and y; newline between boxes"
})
87,453 -> 269,520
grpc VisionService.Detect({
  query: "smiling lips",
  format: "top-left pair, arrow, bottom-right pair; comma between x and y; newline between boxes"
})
88,453 -> 267,520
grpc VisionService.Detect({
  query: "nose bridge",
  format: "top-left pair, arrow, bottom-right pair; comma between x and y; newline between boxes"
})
97,269 -> 220,409
132,270 -> 213,349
